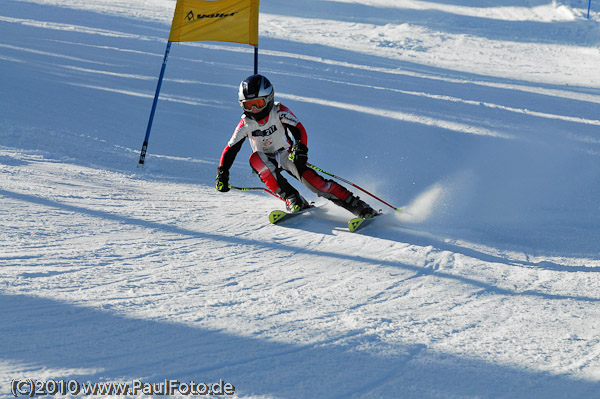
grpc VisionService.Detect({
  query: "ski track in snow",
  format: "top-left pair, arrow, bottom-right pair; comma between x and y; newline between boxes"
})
2,147 -> 600,397
1,0 -> 600,398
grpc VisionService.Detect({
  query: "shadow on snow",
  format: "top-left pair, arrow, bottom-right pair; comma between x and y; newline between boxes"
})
1,292 -> 599,399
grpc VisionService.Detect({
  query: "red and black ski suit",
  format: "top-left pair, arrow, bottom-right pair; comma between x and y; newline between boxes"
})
218,102 -> 356,207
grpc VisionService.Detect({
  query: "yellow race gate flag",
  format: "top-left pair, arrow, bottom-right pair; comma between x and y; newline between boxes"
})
168,0 -> 259,45
138,0 -> 260,167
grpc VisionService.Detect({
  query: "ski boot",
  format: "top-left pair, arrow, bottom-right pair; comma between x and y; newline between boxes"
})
285,193 -> 311,213
335,195 -> 376,218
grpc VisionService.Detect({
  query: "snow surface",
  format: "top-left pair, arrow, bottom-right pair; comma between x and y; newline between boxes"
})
1,0 -> 600,398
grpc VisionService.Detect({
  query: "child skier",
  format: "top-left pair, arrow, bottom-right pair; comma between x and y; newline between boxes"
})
215,74 -> 376,218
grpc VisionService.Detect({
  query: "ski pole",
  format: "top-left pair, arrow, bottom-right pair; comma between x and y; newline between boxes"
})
306,163 -> 401,213
229,185 -> 283,201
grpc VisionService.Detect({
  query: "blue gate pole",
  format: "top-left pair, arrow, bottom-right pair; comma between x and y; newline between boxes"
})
588,0 -> 592,19
137,41 -> 173,168
254,46 -> 258,74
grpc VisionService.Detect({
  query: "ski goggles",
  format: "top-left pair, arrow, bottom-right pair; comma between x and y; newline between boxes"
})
240,97 -> 267,112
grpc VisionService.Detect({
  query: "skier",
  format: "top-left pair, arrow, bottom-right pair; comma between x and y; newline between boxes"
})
215,74 -> 376,218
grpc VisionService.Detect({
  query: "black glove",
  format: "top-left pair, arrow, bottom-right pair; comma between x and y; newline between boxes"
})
288,142 -> 308,166
215,167 -> 230,192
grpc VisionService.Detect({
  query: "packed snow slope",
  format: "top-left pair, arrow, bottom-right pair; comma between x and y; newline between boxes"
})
1,0 -> 600,398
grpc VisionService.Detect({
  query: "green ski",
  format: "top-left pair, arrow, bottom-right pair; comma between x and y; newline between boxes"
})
269,205 -> 315,225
